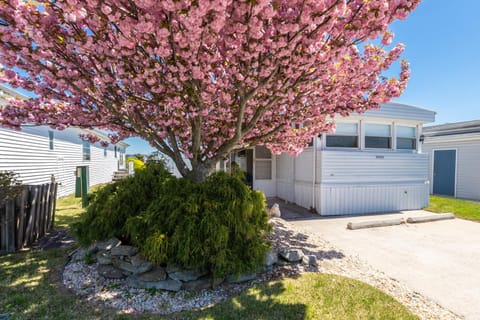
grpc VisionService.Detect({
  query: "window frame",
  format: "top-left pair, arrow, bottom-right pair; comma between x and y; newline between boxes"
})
82,140 -> 91,161
325,122 -> 359,149
396,125 -> 417,150
364,123 -> 392,149
254,146 -> 272,180
48,130 -> 54,150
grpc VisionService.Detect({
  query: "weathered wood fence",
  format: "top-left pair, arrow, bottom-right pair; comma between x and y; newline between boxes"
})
0,183 -> 58,254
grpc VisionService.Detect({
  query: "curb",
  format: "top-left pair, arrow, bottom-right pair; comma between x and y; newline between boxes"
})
406,213 -> 455,224
347,218 -> 404,230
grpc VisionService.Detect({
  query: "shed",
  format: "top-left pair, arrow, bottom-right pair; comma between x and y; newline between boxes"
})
422,120 -> 480,201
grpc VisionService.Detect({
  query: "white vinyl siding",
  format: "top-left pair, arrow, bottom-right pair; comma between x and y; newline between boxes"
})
0,126 -> 126,197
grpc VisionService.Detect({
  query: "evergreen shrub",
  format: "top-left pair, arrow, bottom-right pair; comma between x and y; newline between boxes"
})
74,162 -> 173,246
75,165 -> 271,277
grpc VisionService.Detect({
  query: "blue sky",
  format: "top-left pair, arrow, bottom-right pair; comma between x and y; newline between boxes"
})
128,0 -> 480,154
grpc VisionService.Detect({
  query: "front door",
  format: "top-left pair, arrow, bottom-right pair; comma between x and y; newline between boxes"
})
433,150 -> 456,196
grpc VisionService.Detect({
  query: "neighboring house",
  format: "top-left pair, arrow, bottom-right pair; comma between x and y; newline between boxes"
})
228,103 -> 436,215
422,120 -> 480,201
0,84 -> 128,197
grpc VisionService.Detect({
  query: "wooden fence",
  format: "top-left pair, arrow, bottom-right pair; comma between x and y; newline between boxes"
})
0,183 -> 58,254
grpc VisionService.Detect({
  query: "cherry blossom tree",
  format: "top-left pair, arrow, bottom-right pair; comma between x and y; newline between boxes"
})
0,0 -> 420,181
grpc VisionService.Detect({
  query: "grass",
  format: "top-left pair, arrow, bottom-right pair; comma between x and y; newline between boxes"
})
426,195 -> 480,222
0,186 -> 419,319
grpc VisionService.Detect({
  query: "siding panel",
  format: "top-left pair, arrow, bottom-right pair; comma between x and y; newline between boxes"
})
0,127 -> 125,197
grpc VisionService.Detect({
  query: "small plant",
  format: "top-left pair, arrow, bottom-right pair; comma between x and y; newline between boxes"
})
0,171 -> 22,205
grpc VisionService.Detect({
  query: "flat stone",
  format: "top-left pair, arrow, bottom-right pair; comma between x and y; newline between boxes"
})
136,266 -> 167,282
126,277 -> 182,292
181,277 -> 212,291
129,254 -> 153,273
96,250 -> 112,265
279,249 -> 304,262
166,264 -> 181,274
226,273 -> 257,283
169,269 -> 207,282
302,255 -> 318,266
111,245 -> 138,257
111,257 -> 151,274
97,265 -> 125,279
265,249 -> 278,267
96,237 -> 122,251
70,248 -> 86,262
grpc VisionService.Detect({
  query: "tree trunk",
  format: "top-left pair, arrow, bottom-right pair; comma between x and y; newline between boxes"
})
185,161 -> 217,182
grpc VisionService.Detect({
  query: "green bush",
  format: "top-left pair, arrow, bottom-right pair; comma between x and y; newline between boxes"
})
74,162 -> 173,246
0,171 -> 22,205
75,165 -> 271,277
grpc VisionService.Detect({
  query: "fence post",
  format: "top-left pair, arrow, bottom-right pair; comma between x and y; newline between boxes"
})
16,188 -> 28,250
5,200 -> 15,253
24,186 -> 38,246
49,183 -> 58,229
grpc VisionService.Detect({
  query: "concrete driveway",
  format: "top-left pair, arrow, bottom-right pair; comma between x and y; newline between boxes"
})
281,205 -> 480,319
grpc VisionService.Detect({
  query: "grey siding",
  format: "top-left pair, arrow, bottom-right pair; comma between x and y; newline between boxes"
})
321,150 -> 429,183
423,138 -> 480,201
356,103 -> 436,123
0,126 -> 125,197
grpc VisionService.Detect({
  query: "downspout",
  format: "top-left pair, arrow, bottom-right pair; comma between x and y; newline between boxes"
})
312,137 -> 317,211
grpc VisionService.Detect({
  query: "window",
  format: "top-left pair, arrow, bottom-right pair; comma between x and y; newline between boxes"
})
104,147 -> 107,157
119,148 -> 124,165
326,123 -> 358,148
365,123 -> 391,149
397,125 -> 416,150
82,140 -> 91,160
255,146 -> 272,179
48,131 -> 54,150
114,146 -> 117,158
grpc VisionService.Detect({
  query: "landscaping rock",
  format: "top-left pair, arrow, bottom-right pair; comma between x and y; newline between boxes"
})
265,249 -> 278,267
226,273 -> 256,283
111,245 -> 138,257
112,257 -> 151,274
279,249 -> 304,262
126,277 -> 182,292
130,254 -> 153,273
96,237 -> 122,251
302,255 -> 318,266
181,277 -> 212,291
136,266 -> 167,282
70,248 -> 86,262
97,265 -> 125,279
169,269 -> 208,282
269,203 -> 281,218
96,250 -> 112,265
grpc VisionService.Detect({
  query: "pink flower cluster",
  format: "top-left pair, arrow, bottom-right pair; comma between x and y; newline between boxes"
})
0,0 -> 420,177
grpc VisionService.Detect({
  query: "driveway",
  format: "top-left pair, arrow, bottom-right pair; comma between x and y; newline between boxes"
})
279,203 -> 480,319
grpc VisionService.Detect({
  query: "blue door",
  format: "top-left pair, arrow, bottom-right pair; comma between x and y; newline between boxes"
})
433,150 -> 456,196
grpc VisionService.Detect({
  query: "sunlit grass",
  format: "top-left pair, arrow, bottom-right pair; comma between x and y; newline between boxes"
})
426,195 -> 480,222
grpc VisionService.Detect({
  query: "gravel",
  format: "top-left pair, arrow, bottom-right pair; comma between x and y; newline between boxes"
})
63,218 -> 462,319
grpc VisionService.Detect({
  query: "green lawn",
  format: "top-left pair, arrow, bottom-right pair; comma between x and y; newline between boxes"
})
426,195 -> 480,222
0,190 -> 419,320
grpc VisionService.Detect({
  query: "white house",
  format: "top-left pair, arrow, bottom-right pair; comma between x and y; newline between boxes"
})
0,84 -> 128,197
228,103 -> 436,215
422,120 -> 480,201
